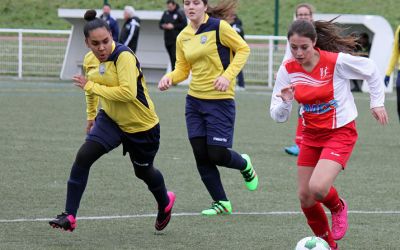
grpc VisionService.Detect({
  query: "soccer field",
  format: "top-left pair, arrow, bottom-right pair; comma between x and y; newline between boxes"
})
0,80 -> 399,249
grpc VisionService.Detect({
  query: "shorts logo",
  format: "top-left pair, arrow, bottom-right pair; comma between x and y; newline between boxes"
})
213,137 -> 227,143
133,161 -> 150,167
330,152 -> 340,157
200,35 -> 207,44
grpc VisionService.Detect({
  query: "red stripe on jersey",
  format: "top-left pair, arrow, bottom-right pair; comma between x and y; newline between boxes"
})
285,49 -> 339,129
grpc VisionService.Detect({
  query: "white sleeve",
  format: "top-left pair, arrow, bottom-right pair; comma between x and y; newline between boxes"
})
270,65 -> 293,122
336,53 -> 385,108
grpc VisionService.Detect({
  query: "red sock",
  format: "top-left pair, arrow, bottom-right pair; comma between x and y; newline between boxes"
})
295,117 -> 304,146
302,203 -> 336,247
320,186 -> 343,214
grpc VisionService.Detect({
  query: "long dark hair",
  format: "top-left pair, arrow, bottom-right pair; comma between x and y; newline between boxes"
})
184,0 -> 237,21
288,19 -> 357,53
207,0 -> 237,21
83,9 -> 111,38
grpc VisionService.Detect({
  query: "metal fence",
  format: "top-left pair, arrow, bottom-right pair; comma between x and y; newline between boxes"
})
0,29 -> 288,86
244,35 -> 287,86
0,29 -> 70,78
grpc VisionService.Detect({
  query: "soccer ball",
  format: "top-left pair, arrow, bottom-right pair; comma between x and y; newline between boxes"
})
295,236 -> 330,250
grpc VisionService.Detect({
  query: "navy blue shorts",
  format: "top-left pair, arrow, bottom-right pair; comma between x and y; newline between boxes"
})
86,110 -> 160,167
185,95 -> 235,148
397,71 -> 400,88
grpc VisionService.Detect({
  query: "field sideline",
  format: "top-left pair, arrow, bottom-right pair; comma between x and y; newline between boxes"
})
0,80 -> 399,249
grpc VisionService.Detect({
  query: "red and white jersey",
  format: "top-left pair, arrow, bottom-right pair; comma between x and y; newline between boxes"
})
270,49 -> 385,129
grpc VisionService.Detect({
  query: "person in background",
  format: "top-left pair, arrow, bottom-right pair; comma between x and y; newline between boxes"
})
158,0 -> 258,216
271,19 -> 388,250
351,32 -> 371,92
49,9 -> 175,233
355,32 -> 371,57
100,3 -> 119,42
282,3 -> 315,157
119,6 -> 141,53
384,24 -> 400,121
159,0 -> 187,71
229,13 -> 246,90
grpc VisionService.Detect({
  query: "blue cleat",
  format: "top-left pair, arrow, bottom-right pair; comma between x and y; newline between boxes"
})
284,144 -> 299,156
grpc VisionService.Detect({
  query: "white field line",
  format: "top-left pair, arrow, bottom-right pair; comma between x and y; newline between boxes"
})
166,88 -> 398,101
0,86 -> 396,102
0,83 -> 397,102
1,210 -> 399,223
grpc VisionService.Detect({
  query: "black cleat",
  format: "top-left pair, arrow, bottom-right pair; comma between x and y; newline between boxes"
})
49,212 -> 76,232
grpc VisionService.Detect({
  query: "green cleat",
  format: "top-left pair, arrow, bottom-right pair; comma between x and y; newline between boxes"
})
240,154 -> 258,191
201,200 -> 232,216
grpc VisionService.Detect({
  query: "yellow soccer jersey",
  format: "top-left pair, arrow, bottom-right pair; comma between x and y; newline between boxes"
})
167,14 -> 250,100
83,42 -> 159,133
386,25 -> 400,76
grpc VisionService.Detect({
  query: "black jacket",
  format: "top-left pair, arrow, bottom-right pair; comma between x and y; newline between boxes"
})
159,6 -> 187,46
100,14 -> 119,42
119,16 -> 141,53
231,16 -> 244,39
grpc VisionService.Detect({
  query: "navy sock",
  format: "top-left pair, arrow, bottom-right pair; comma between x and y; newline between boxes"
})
65,164 -> 90,217
190,137 -> 228,201
207,145 -> 246,171
134,165 -> 169,209
226,150 -> 246,171
65,141 -> 106,217
199,167 -> 228,201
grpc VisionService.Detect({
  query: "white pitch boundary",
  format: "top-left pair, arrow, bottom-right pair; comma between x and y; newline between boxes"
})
1,210 -> 399,223
1,84 -> 397,102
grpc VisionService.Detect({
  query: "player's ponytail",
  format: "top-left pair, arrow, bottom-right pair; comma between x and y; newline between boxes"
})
83,9 -> 111,38
205,0 -> 237,21
288,19 -> 357,54
314,20 -> 357,53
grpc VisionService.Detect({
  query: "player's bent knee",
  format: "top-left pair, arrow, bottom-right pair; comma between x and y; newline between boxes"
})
308,183 -> 329,201
133,163 -> 154,180
207,145 -> 230,166
297,190 -> 314,206
75,141 -> 106,166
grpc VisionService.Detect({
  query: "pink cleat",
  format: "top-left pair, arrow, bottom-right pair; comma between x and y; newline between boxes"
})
331,198 -> 348,240
49,212 -> 77,232
155,191 -> 176,231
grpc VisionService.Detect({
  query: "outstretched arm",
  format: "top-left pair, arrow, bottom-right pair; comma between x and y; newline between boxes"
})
74,52 -> 139,103
270,66 -> 294,123
164,36 -> 191,86
337,53 -> 388,125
